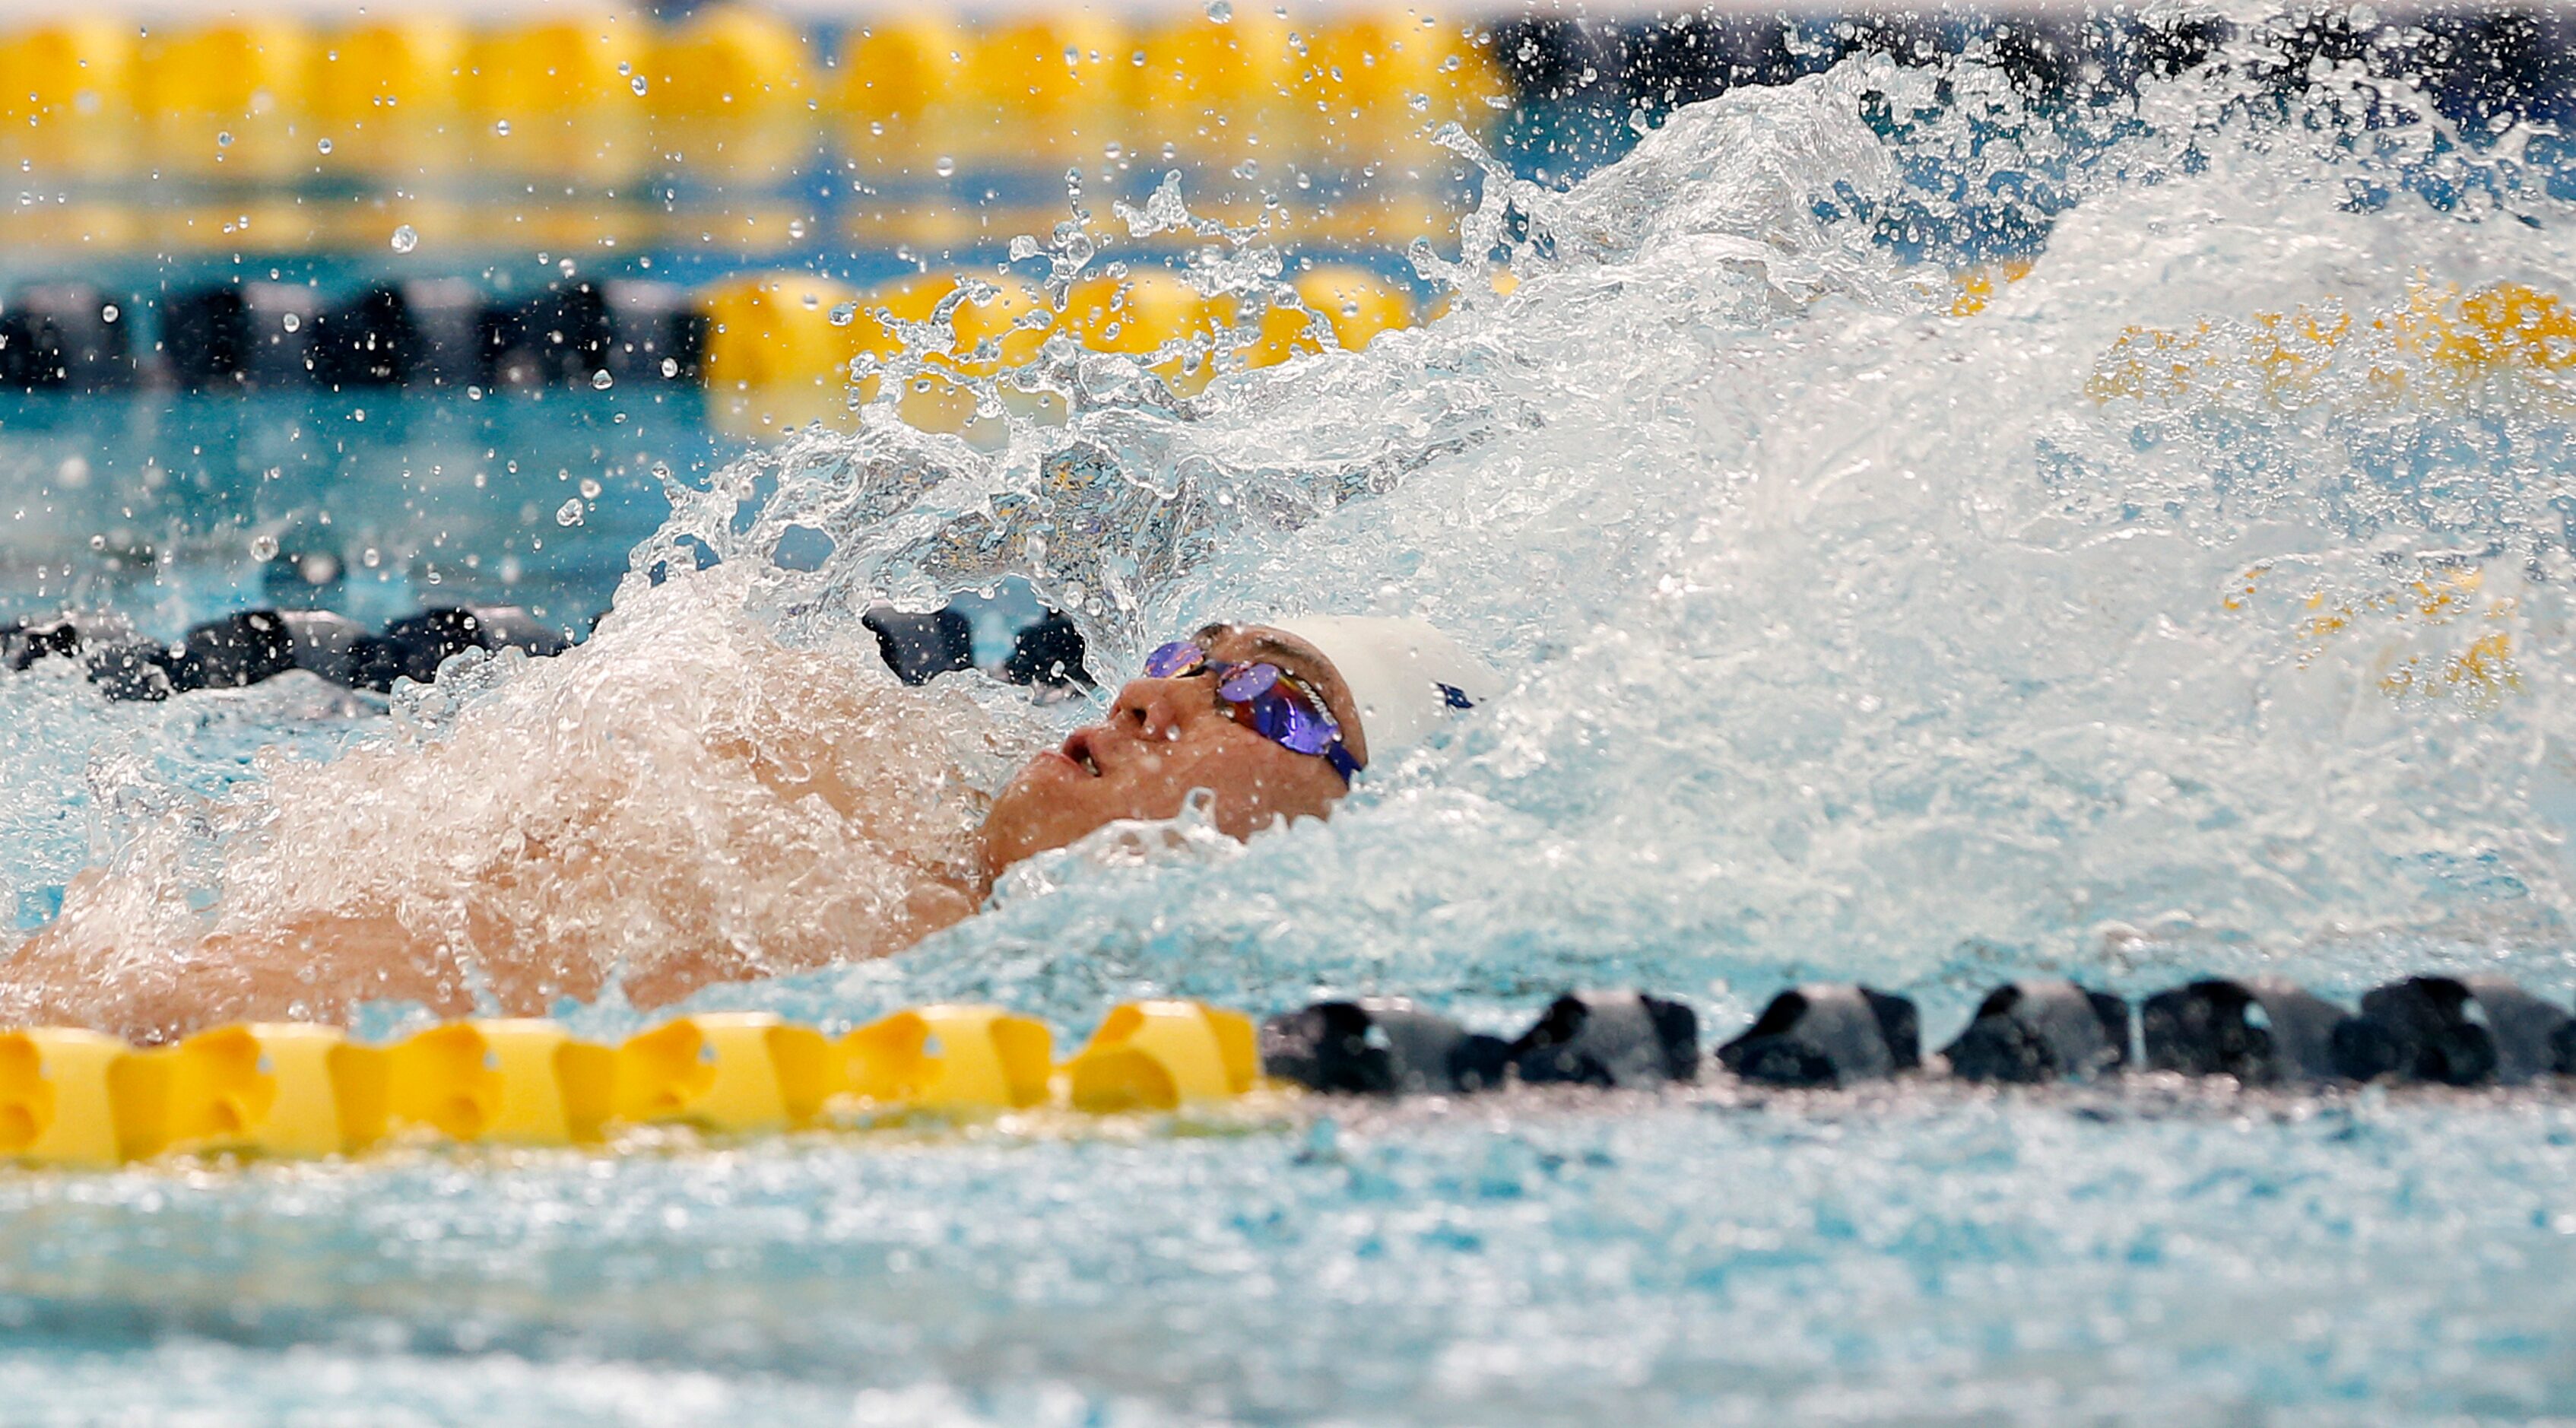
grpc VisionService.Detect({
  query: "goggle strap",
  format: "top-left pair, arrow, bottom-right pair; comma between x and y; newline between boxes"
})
1325,744 -> 1363,783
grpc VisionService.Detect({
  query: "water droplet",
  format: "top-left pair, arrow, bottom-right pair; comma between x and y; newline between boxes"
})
493,119 -> 511,136
631,75 -> 649,96
214,130 -> 232,147
389,224 -> 417,253
801,292 -> 820,310
249,534 -> 279,561
1205,0 -> 1232,21
316,137 -> 334,154
280,312 -> 300,332
659,357 -> 678,378
555,498 -> 585,526
788,217 -> 807,240
579,478 -> 602,500
97,304 -> 116,323
589,368 -> 614,390
933,155 -> 956,178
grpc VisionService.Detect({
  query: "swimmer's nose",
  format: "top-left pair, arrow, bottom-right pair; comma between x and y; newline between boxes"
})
1112,678 -> 1191,742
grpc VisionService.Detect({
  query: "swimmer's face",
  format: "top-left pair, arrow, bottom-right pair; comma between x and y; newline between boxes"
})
979,624 -> 1368,881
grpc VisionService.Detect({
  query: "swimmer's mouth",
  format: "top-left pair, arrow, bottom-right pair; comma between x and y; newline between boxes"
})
1061,731 -> 1105,777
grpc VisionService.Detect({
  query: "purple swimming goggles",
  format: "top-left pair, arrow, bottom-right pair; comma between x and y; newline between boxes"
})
1144,639 -> 1364,785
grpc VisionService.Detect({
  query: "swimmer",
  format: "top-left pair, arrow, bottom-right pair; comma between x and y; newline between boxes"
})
0,590 -> 1494,1042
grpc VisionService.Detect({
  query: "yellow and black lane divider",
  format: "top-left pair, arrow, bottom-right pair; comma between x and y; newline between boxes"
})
3,973 -> 2574,1167
0,262 -> 1423,415
10,261 -> 2567,421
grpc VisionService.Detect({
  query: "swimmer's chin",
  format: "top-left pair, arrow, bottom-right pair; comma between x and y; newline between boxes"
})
976,760 -> 1093,884
985,789 -> 1261,903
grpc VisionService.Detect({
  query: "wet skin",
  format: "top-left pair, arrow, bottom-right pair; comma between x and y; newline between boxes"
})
978,623 -> 1367,882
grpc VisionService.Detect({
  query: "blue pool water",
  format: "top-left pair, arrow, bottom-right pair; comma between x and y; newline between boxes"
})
0,389 -> 709,636
1,1088 -> 2574,1423
9,33 -> 2576,1421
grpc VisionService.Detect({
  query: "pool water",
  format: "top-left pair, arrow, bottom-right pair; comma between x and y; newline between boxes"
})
9,30 -> 2576,1423
2,1087 -> 2574,1423
0,389 -> 713,637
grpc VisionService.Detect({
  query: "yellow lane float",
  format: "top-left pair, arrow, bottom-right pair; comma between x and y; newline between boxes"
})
1244,265 -> 1416,364
0,1029 -> 162,1166
965,12 -> 1126,165
649,5 -> 810,122
646,6 -> 816,182
134,20 -> 312,181
1059,269 -> 1235,392
385,1019 -> 617,1147
614,1012 -> 836,1134
0,20 -> 138,176
1296,11 -> 1502,163
1061,1001 -> 1261,1113
463,8 -> 652,182
837,14 -> 973,178
157,1023 -> 389,1159
1129,10 -> 1296,172
840,1004 -> 1055,1112
699,271 -> 871,433
308,17 -> 471,176
861,272 -> 1054,434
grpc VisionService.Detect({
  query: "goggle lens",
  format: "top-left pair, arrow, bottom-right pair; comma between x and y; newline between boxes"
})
1215,662 -> 1276,703
1251,689 -> 1336,754
1143,640 -> 1204,679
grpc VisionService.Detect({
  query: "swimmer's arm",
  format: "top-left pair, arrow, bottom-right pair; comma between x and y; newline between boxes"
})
0,897 -> 478,1042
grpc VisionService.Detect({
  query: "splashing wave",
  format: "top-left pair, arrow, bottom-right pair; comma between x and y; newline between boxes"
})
11,45 -> 2576,1034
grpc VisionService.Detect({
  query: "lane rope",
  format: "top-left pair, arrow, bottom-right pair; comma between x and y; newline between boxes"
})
0,975 -> 2565,1166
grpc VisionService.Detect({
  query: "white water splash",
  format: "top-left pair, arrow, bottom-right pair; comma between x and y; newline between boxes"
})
9,42 -> 2576,1034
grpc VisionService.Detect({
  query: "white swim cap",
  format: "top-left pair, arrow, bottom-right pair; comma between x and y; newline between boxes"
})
1268,615 -> 1500,762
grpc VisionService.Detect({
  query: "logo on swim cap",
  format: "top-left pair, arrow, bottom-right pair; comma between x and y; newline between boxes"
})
1267,616 -> 1499,758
